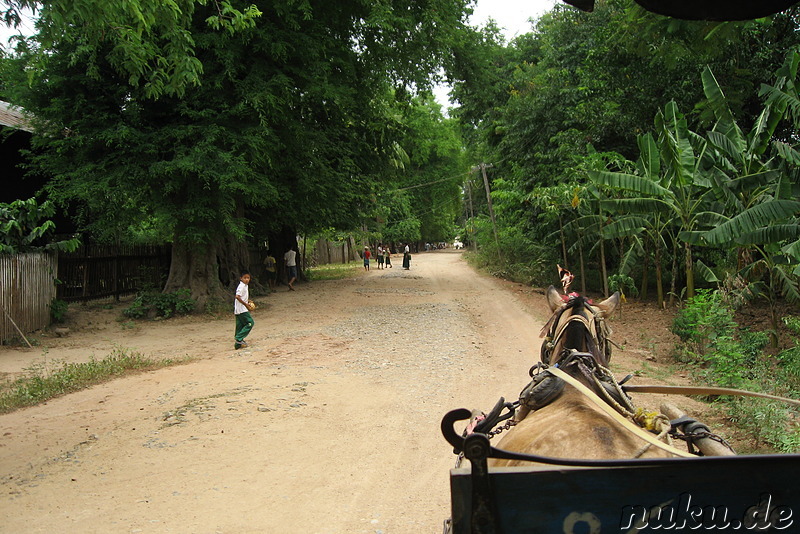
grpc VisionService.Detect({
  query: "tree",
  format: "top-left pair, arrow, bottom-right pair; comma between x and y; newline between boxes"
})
391,95 -> 465,245
8,0 -> 472,305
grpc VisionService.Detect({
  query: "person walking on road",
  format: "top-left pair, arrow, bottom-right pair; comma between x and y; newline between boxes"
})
284,246 -> 298,290
234,271 -> 255,349
363,246 -> 371,270
377,244 -> 384,270
263,251 -> 277,291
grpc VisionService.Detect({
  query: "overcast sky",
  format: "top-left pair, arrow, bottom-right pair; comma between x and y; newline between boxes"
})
471,0 -> 559,39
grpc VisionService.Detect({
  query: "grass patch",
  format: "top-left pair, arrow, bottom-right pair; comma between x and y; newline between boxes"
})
0,349 -> 191,414
306,261 -> 361,281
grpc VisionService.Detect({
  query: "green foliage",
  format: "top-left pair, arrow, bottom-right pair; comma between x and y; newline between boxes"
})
784,314 -> 800,335
4,0 -> 261,98
0,349 -> 189,414
7,0 -> 471,301
608,274 -> 638,298
123,289 -> 195,319
671,290 -> 737,357
49,298 -> 68,324
374,96 -> 465,245
452,0 -> 800,303
0,198 -> 80,254
671,291 -> 798,452
466,215 -> 554,286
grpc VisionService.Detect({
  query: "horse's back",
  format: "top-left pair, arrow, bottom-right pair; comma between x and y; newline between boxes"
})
490,387 -> 671,467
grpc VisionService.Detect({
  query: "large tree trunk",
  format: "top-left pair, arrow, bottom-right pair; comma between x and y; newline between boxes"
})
218,239 -> 252,290
163,241 -> 226,310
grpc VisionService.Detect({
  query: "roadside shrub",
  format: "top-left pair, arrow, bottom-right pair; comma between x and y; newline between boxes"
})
608,274 -> 638,299
673,294 -> 798,453
50,298 -> 68,323
123,289 -> 195,319
671,289 -> 736,358
466,219 -> 555,286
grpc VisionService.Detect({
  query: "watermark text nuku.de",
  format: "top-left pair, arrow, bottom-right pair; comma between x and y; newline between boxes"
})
619,493 -> 794,530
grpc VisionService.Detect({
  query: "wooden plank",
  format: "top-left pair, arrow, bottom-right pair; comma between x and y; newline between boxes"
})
449,455 -> 800,533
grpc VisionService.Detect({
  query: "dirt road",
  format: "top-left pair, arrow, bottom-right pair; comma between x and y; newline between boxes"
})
1,250 -> 570,533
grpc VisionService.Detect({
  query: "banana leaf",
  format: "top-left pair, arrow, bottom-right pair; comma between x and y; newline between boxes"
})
598,197 -> 671,214
601,217 -> 647,239
773,265 -> 800,304
706,130 -> 745,167
588,170 -> 671,197
702,200 -> 800,245
695,259 -> 719,283
637,133 -> 660,179
735,224 -> 800,246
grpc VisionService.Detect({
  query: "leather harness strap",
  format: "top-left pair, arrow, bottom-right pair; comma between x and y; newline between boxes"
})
622,384 -> 800,408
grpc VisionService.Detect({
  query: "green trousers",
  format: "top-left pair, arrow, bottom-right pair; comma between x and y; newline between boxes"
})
235,312 -> 254,342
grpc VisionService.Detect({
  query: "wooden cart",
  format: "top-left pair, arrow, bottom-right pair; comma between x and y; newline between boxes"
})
441,408 -> 800,534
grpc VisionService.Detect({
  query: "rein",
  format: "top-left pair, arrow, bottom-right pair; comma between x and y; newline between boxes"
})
622,384 -> 800,408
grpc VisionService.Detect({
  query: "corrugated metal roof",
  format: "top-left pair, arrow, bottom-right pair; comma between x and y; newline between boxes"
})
0,100 -> 34,133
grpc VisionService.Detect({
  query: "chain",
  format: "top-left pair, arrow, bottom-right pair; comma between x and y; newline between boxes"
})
487,418 -> 517,439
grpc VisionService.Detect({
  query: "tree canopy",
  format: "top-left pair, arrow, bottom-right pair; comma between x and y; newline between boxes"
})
3,0 -> 472,305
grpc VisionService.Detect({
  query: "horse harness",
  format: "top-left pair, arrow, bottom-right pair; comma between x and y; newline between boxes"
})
460,293 -> 746,461
539,294 -> 612,367
522,295 -> 630,417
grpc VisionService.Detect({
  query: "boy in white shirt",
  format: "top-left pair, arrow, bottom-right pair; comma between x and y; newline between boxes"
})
234,271 -> 255,349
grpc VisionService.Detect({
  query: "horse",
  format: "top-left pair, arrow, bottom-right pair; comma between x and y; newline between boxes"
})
489,285 -> 680,467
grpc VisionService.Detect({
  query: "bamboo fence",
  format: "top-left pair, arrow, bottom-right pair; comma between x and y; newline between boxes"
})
0,252 -> 58,344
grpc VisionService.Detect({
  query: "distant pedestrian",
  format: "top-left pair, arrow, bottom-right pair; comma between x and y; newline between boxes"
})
377,244 -> 385,269
363,246 -> 371,270
234,271 -> 255,350
263,250 -> 277,291
384,247 -> 392,268
284,246 -> 298,290
403,244 -> 411,270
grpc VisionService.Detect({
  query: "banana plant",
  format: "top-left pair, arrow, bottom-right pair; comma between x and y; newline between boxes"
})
699,57 -> 800,346
592,133 -> 675,307
589,102 -> 714,304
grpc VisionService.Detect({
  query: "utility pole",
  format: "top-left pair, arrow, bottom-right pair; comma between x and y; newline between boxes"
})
465,179 -> 477,251
477,163 -> 502,261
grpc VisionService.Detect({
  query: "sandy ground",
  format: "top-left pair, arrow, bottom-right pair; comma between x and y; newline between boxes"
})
0,251 -> 715,533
